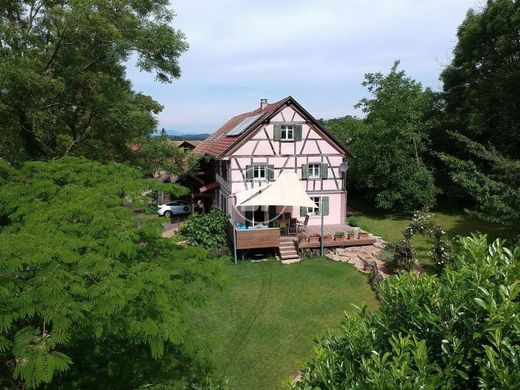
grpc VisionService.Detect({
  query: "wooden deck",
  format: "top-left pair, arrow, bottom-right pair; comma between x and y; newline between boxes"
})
296,223 -> 375,249
303,224 -> 357,236
297,238 -> 376,249
228,222 -> 375,254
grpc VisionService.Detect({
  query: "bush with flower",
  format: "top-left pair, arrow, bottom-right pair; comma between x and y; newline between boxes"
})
389,212 -> 453,273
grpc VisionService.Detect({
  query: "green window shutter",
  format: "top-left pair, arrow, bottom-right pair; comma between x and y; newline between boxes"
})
267,165 -> 274,180
321,196 -> 329,216
245,165 -> 253,181
300,206 -> 306,217
294,125 -> 302,141
273,124 -> 281,141
302,164 -> 309,179
321,163 -> 328,179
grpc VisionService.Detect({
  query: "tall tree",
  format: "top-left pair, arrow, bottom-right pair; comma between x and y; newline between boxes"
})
0,158 -> 222,388
338,62 -> 437,211
440,0 -> 520,158
434,0 -> 520,224
0,0 -> 188,164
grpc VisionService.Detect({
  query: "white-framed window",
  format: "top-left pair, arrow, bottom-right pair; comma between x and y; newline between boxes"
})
281,125 -> 294,141
253,165 -> 266,180
304,196 -> 321,216
302,196 -> 329,217
246,164 -> 273,181
308,163 -> 321,179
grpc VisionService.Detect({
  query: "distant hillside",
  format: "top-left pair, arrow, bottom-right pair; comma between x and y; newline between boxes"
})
153,130 -> 210,140
167,133 -> 210,141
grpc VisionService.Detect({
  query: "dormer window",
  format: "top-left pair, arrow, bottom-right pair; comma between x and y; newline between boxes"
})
281,125 -> 294,141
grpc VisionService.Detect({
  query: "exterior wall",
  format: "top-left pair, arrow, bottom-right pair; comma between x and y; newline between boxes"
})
218,105 -> 348,225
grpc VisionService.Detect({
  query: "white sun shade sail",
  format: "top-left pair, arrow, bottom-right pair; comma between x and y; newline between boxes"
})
239,172 -> 317,208
234,183 -> 270,205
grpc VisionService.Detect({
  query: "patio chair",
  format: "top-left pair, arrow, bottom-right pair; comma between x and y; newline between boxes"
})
279,221 -> 288,236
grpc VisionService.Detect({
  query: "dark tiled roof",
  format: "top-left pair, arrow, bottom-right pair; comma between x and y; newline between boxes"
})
173,140 -> 202,148
194,98 -> 288,158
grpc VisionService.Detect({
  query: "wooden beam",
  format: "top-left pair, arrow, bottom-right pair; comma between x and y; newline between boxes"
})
263,127 -> 277,155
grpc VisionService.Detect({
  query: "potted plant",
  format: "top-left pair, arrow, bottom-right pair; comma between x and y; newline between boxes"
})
347,232 -> 355,240
308,234 -> 320,243
334,231 -> 345,241
323,233 -> 334,242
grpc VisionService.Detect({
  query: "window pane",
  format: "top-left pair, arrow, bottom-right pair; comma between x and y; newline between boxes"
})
253,165 -> 266,179
308,164 -> 321,178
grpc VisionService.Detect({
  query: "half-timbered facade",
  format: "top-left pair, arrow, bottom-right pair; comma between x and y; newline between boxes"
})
194,97 -> 351,228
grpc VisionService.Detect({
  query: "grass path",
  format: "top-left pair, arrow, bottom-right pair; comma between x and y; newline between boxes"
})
188,258 -> 379,390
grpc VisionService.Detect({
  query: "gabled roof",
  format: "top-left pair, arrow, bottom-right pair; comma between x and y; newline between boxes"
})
173,140 -> 202,149
194,96 -> 351,158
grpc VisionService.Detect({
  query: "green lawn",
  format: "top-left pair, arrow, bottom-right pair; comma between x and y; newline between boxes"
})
188,258 -> 379,390
348,198 -> 518,271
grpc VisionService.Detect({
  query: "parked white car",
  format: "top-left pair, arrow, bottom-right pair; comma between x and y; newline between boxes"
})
157,200 -> 191,217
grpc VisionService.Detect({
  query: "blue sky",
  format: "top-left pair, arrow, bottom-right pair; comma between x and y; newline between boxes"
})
126,0 -> 482,134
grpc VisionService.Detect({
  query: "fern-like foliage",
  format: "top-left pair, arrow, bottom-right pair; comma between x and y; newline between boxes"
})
0,157 -> 223,388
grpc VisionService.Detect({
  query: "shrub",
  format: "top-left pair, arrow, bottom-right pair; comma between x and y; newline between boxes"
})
347,216 -> 359,227
387,238 -> 415,273
406,212 -> 453,271
181,208 -> 229,255
294,235 -> 520,389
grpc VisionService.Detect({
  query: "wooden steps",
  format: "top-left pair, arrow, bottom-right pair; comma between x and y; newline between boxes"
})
279,237 -> 300,261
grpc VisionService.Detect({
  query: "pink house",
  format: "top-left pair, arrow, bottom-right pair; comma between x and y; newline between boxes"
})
194,97 -> 352,235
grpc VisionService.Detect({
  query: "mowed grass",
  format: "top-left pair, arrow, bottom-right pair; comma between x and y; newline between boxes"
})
188,258 -> 379,390
348,198 -> 518,271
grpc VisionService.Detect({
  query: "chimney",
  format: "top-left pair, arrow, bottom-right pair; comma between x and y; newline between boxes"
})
260,98 -> 268,110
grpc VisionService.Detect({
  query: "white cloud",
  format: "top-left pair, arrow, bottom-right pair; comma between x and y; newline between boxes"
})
126,0 -> 482,133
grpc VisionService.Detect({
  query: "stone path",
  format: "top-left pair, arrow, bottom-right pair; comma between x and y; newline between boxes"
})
326,236 -> 392,277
